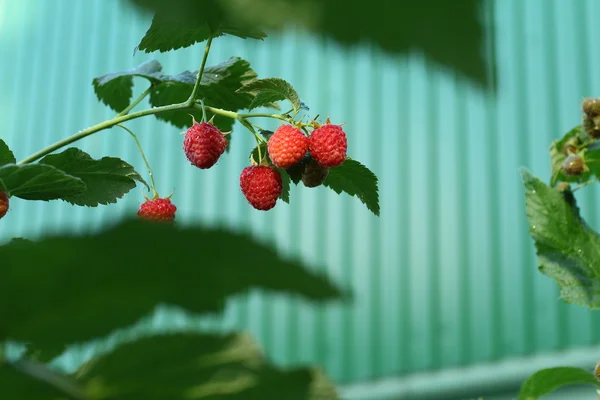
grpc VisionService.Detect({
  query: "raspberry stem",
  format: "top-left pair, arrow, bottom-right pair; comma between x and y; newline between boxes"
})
117,124 -> 158,198
187,36 -> 213,105
117,85 -> 154,117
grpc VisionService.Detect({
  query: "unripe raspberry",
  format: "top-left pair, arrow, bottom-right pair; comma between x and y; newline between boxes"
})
137,197 -> 177,222
301,158 -> 329,187
0,191 -> 8,220
308,124 -> 347,167
561,137 -> 579,155
267,125 -> 309,169
183,122 -> 228,169
240,166 -> 282,211
583,97 -> 600,116
562,154 -> 585,176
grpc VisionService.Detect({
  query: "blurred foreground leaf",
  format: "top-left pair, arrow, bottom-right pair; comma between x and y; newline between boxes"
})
0,219 -> 347,352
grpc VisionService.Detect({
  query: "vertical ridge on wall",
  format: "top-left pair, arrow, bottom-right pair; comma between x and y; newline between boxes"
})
4,0 -> 600,388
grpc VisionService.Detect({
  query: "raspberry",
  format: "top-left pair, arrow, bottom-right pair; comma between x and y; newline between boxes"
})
137,198 -> 177,222
267,125 -> 309,169
0,191 -> 8,220
301,158 -> 329,187
308,124 -> 347,167
562,154 -> 585,176
183,122 -> 228,169
239,166 -> 282,211
583,97 -> 600,116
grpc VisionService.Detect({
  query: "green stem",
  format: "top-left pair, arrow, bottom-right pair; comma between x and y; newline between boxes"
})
116,124 -> 158,197
18,101 -> 194,165
187,36 -> 213,105
238,112 -> 290,123
117,85 -> 154,117
573,177 -> 598,192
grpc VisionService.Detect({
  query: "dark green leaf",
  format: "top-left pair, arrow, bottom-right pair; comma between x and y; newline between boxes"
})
149,57 -> 256,132
522,168 -> 600,308
128,0 -> 490,87
39,148 -> 148,207
518,367 -> 600,400
237,78 -> 302,113
76,332 -> 338,400
133,0 -> 267,53
0,164 -> 86,201
93,60 -> 163,113
0,360 -> 85,400
322,158 -> 380,216
0,219 -> 346,349
259,130 -> 274,141
277,168 -> 290,204
0,139 -> 16,166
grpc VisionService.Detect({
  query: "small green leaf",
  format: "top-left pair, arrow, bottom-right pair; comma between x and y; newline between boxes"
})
322,158 -> 380,216
237,78 -> 302,113
249,143 -> 269,165
0,219 -> 346,349
277,168 -> 290,204
0,164 -> 86,201
0,139 -> 16,166
93,60 -> 163,113
133,0 -> 267,53
39,148 -> 148,207
76,332 -> 338,400
522,168 -> 600,308
0,360 -> 82,400
518,367 -> 600,400
149,57 -> 257,132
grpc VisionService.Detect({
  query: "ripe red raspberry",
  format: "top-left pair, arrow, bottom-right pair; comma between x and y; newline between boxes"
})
267,125 -> 309,169
239,166 -> 282,211
0,191 -> 9,220
308,124 -> 347,167
183,122 -> 228,169
137,198 -> 177,222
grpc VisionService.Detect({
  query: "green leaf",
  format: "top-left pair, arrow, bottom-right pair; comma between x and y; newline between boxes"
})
132,0 -> 267,53
522,168 -> 600,308
75,332 -> 338,400
0,139 -> 16,166
1,359 -> 85,400
0,164 -> 86,201
93,60 -> 163,113
322,158 -> 380,216
0,219 -> 346,349
277,168 -> 290,204
237,78 -> 302,113
149,57 -> 257,132
518,367 -> 600,400
38,148 -> 148,207
128,0 -> 490,87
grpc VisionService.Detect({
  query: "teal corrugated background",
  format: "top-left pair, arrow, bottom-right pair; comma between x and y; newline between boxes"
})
1,0 -> 600,388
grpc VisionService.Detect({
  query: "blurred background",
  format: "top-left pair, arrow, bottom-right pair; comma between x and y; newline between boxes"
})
1,0 -> 600,399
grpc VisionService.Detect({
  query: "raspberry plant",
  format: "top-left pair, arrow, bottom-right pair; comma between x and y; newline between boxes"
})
0,1 -> 388,397
518,98 -> 600,398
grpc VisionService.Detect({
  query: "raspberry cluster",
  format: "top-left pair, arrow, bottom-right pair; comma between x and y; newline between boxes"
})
237,122 -> 347,211
136,118 -> 348,220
